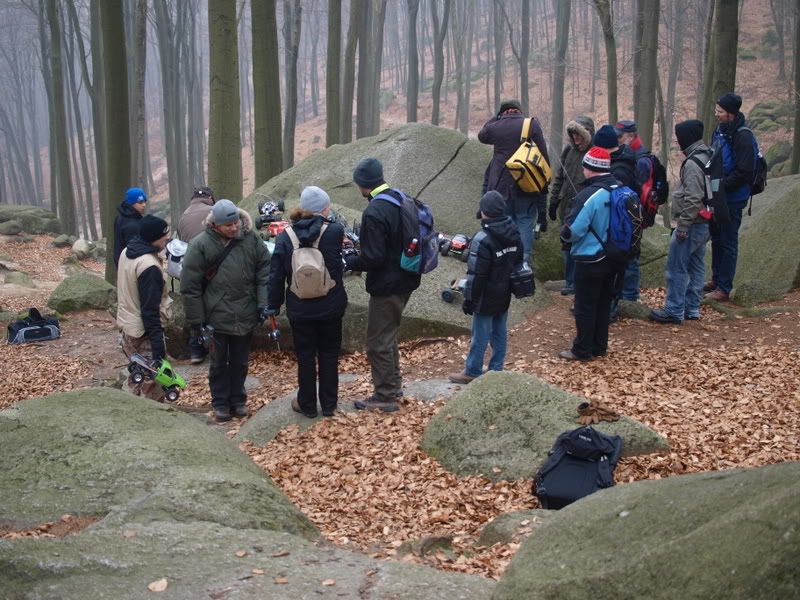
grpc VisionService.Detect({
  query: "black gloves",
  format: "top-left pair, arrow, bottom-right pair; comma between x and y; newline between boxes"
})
462,300 -> 474,316
548,202 -> 559,222
259,307 -> 278,324
559,224 -> 572,242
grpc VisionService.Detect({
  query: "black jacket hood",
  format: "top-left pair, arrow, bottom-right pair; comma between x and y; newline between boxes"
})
118,202 -> 143,220
290,215 -> 328,246
481,216 -> 519,247
125,236 -> 161,260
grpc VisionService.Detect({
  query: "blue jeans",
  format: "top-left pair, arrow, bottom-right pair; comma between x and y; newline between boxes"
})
663,224 -> 709,320
563,250 -> 575,289
622,255 -> 640,301
710,202 -> 745,294
506,197 -> 537,263
465,311 -> 508,377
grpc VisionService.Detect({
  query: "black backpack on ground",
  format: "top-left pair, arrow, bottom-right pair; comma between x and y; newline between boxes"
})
7,307 -> 61,345
533,426 -> 623,510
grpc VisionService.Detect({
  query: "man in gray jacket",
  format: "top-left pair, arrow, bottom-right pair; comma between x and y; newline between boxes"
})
650,120 -> 711,324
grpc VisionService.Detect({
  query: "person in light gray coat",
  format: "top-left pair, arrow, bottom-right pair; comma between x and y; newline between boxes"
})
650,120 -> 712,325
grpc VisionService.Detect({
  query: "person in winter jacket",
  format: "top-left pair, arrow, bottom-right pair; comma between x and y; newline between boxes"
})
180,199 -> 270,422
267,186 -> 347,418
559,147 -> 621,361
650,120 -> 712,324
116,214 -> 172,400
478,99 -> 550,263
449,191 -> 523,384
178,186 -> 215,243
114,187 -> 148,267
346,158 -> 421,413
705,92 -> 756,302
547,116 -> 595,295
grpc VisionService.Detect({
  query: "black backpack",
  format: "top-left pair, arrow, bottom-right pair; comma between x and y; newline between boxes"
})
7,307 -> 61,345
738,126 -> 767,196
533,426 -> 623,510
686,145 -> 731,225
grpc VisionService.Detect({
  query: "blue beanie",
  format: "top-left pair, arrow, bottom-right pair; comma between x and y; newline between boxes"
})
592,125 -> 619,150
124,187 -> 147,205
353,158 -> 384,189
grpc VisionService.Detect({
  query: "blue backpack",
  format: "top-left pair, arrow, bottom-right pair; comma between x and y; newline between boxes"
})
374,189 -> 439,274
588,184 -> 642,267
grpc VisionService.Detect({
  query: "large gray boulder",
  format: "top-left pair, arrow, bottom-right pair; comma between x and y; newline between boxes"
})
493,462 -> 800,599
0,219 -> 22,235
0,388 -> 495,599
421,371 -> 668,481
732,173 -> 800,304
47,272 -> 116,313
0,203 -> 62,234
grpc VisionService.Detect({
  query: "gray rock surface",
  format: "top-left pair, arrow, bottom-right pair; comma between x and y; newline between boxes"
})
421,371 -> 668,481
477,509 -> 553,547
3,270 -> 35,288
0,219 -> 22,235
493,462 -> 800,600
0,387 -> 495,600
71,238 -> 95,259
47,272 -> 116,313
52,233 -> 72,247
0,203 -> 62,234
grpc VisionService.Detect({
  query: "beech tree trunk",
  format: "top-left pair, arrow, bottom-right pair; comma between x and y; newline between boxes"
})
430,0 -> 451,125
282,0 -> 302,167
594,0 -> 618,123
406,0 -> 420,122
637,0 -> 660,149
252,0 -> 283,182
790,0 -> 800,173
550,0 -> 571,159
326,0 -> 342,145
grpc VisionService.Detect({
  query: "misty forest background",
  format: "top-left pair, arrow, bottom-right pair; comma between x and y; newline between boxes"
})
0,0 -> 799,284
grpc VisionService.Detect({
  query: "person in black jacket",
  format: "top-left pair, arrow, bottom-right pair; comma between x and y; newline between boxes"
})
478,99 -> 550,263
114,187 -> 148,267
267,186 -> 346,418
346,158 -> 421,413
449,191 -> 523,384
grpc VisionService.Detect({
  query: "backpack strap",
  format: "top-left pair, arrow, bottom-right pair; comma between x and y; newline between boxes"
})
373,188 -> 406,207
313,222 -> 328,249
285,226 -> 301,250
520,118 -> 532,143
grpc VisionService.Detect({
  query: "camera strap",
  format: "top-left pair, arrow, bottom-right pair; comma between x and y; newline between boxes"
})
204,239 -> 240,284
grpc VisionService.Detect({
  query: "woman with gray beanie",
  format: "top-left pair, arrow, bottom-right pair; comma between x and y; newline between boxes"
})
266,186 -> 347,418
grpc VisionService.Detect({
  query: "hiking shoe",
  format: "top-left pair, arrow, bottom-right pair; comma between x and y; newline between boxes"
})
322,408 -> 337,417
232,404 -> 248,418
213,406 -> 232,422
560,286 -> 575,296
448,371 -> 476,384
190,354 -> 205,365
684,313 -> 701,321
702,280 -> 717,293
353,396 -> 400,413
649,309 -> 682,325
291,397 -> 318,418
559,350 -> 589,361
705,289 -> 729,302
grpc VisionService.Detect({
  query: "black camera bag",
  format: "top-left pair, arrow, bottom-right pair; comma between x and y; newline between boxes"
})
7,307 -> 61,345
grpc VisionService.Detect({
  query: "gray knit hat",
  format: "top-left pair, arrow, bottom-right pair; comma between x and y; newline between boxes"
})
212,199 -> 240,225
300,186 -> 331,214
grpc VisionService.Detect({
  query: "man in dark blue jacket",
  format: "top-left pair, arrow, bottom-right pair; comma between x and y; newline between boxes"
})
478,100 -> 550,264
705,93 -> 755,302
346,158 -> 421,413
449,191 -> 523,384
267,186 -> 347,418
114,187 -> 148,267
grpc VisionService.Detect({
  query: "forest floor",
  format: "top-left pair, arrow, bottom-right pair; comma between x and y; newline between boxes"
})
2,235 -> 799,578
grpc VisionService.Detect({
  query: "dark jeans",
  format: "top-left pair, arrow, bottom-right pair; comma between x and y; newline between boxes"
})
710,202 -> 745,294
208,330 -> 252,410
366,292 -> 411,401
290,317 -> 343,414
572,260 -> 618,359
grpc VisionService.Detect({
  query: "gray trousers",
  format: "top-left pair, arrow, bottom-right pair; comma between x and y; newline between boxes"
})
366,292 -> 411,401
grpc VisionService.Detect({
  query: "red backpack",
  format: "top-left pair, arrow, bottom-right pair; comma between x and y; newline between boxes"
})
639,153 -> 669,228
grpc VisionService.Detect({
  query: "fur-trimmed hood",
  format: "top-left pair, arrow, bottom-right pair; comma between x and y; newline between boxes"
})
566,117 -> 595,151
202,207 -> 254,238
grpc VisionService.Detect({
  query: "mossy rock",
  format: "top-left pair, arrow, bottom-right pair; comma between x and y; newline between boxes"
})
764,141 -> 792,169
0,203 -> 62,234
421,371 -> 668,482
478,509 -> 553,546
493,462 -> 800,599
47,272 -> 116,313
3,271 -> 35,288
52,234 -> 72,248
0,219 -> 23,235
748,100 -> 792,133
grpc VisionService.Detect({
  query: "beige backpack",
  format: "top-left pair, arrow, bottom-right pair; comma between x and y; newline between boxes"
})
286,223 -> 335,299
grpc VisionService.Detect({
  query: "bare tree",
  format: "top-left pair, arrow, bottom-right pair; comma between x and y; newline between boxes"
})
252,0 -> 283,182
790,0 -> 800,173
549,0 -> 571,160
430,0 -> 451,125
406,0 -> 420,122
702,0 -> 739,137
637,0 -> 659,149
130,0 -> 148,185
769,0 -> 786,80
594,0 -> 618,123
282,0 -> 302,167
208,0 -> 242,201
326,0 -> 342,145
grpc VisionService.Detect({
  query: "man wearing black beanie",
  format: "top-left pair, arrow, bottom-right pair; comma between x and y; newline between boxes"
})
707,92 -> 756,301
650,120 -> 712,325
117,214 -> 172,400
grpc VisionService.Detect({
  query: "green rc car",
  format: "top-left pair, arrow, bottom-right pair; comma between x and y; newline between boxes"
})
128,353 -> 187,402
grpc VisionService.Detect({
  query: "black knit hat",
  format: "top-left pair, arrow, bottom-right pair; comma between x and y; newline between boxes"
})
593,124 -> 619,150
498,99 -> 522,114
479,191 -> 506,218
353,158 -> 384,189
675,120 -> 704,152
716,93 -> 742,115
139,214 -> 169,243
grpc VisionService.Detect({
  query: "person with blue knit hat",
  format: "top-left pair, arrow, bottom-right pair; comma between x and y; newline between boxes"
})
114,187 -> 148,267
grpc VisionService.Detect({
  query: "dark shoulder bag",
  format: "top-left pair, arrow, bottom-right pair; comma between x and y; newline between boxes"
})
203,239 -> 239,284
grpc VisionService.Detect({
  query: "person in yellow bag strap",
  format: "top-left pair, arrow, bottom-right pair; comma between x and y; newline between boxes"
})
479,99 -> 550,264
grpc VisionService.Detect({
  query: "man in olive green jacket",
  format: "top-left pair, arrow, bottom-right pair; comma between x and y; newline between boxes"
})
180,199 -> 270,421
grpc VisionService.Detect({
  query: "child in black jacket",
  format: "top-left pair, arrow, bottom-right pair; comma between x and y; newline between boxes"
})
449,191 -> 524,384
